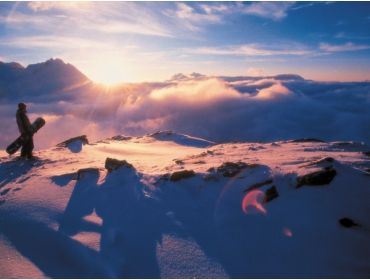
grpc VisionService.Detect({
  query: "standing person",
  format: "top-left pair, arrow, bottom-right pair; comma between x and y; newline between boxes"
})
16,102 -> 34,159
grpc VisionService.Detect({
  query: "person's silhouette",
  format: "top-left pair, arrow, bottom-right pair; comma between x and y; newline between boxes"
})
16,102 -> 34,159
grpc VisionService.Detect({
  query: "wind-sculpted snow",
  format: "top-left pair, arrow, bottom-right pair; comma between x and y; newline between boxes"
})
0,59 -> 370,150
149,131 -> 215,148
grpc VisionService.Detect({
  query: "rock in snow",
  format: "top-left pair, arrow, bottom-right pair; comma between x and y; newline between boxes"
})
296,167 -> 337,188
57,135 -> 89,153
170,170 -> 195,182
105,157 -> 134,172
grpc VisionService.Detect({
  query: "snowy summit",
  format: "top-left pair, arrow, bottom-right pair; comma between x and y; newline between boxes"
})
0,133 -> 369,278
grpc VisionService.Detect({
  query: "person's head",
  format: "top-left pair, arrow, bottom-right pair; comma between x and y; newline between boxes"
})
18,102 -> 27,111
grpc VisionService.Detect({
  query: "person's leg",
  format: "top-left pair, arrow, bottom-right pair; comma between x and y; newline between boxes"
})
21,135 -> 33,158
20,135 -> 29,158
27,136 -> 34,158
20,144 -> 27,157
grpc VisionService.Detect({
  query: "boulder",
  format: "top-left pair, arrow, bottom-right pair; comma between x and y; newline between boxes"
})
73,168 -> 100,180
217,161 -> 258,177
109,135 -> 132,141
170,170 -> 195,182
296,167 -> 337,188
57,135 -> 89,147
174,159 -> 184,165
263,186 -> 279,203
105,158 -> 133,172
338,217 -> 360,228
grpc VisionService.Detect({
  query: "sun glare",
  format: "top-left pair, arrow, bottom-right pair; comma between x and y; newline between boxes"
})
83,57 -> 129,86
89,66 -> 126,86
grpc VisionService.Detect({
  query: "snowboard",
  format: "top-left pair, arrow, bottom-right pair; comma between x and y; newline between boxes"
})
6,117 -> 46,155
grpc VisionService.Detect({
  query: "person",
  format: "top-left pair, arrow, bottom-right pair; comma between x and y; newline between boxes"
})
16,102 -> 34,159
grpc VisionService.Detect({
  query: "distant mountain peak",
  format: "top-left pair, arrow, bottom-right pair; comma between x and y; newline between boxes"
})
273,74 -> 305,81
0,61 -> 25,70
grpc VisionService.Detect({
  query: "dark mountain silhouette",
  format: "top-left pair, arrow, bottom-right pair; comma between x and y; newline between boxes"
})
0,58 -> 91,102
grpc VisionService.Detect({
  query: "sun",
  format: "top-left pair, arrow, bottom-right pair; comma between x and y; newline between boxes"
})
88,63 -> 127,86
81,55 -> 130,86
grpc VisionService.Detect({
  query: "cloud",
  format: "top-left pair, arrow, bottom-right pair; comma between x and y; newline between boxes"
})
290,2 -> 315,10
241,2 -> 295,21
319,42 -> 370,52
188,43 -> 313,57
200,4 -> 229,14
0,36 -> 114,50
4,2 -> 173,38
164,3 -> 223,32
1,74 -> 370,151
27,1 -> 89,12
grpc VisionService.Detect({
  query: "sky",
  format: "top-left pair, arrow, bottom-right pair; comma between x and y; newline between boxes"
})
1,1 -> 370,83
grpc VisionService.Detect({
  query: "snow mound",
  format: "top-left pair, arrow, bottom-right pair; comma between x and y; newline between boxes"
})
149,131 -> 215,148
57,135 -> 89,153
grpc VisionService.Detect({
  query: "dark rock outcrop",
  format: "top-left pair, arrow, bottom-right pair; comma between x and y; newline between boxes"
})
74,168 -> 100,180
363,151 -> 370,157
338,217 -> 360,228
217,162 -> 258,177
105,158 -> 133,172
57,135 -> 89,147
263,186 -> 279,203
296,167 -> 337,188
170,170 -> 195,182
109,135 -> 132,141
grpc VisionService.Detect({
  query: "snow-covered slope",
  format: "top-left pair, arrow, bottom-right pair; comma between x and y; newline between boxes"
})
0,134 -> 369,278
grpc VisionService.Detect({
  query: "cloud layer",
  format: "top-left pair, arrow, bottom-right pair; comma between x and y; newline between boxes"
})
1,71 -> 369,151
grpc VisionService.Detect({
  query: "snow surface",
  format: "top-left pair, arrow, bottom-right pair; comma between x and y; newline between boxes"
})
0,134 -> 369,278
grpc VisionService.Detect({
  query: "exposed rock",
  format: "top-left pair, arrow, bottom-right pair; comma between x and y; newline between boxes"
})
217,161 -> 258,177
174,159 -> 184,165
105,158 -> 133,172
156,173 -> 171,182
73,168 -> 100,180
363,151 -> 370,157
193,160 -> 206,164
244,179 -> 273,193
193,150 -> 215,158
56,135 -> 89,147
291,138 -> 325,143
339,217 -> 360,228
263,186 -> 279,203
150,130 -> 173,137
296,167 -> 337,188
109,135 -> 132,141
170,170 -> 195,182
207,167 -> 216,173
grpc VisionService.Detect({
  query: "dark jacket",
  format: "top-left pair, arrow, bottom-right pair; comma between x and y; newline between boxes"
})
16,109 -> 33,135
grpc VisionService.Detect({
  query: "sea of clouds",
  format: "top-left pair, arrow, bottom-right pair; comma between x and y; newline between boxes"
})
1,74 -> 370,150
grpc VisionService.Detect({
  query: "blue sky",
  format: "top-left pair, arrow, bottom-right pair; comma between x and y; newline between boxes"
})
1,1 -> 370,83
